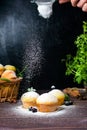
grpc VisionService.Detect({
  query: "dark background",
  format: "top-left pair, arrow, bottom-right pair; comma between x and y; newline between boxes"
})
0,0 -> 87,96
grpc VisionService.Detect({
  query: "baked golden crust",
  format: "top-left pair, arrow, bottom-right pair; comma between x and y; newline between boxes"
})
22,102 -> 37,109
37,104 -> 58,112
49,89 -> 65,105
63,87 -> 80,97
21,91 -> 39,109
0,64 -> 22,103
1,70 -> 17,79
36,93 -> 58,112
4,65 -> 16,71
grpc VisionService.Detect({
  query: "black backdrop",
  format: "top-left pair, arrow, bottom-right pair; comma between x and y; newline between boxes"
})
0,0 -> 87,96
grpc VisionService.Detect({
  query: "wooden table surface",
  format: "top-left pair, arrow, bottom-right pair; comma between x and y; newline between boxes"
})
0,97 -> 87,130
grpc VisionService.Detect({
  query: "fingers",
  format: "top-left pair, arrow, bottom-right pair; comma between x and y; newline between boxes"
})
71,0 -> 80,7
59,0 -> 70,4
77,0 -> 87,7
58,0 -> 87,12
71,0 -> 87,12
82,3 -> 87,12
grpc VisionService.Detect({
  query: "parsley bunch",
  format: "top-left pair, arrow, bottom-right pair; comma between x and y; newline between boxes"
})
65,21 -> 87,86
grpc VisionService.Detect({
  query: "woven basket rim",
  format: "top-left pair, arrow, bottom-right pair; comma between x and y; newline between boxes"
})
0,77 -> 23,84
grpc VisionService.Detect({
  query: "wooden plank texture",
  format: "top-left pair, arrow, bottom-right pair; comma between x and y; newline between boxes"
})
0,99 -> 87,130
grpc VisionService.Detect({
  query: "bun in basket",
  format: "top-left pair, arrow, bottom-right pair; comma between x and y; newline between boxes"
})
1,70 -> 17,79
4,65 -> 16,71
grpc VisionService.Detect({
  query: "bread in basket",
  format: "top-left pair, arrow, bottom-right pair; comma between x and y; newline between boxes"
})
0,64 -> 22,103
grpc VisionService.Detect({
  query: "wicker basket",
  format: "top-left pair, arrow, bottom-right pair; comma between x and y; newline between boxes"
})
0,77 -> 22,103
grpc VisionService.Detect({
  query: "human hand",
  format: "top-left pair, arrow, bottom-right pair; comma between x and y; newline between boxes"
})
59,0 -> 87,12
59,0 -> 70,4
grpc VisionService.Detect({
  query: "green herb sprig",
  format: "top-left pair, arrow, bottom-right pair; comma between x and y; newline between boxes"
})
16,65 -> 28,77
0,78 -> 11,82
65,21 -> 87,86
27,87 -> 36,92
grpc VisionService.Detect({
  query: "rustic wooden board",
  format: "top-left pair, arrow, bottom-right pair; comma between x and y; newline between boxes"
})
0,99 -> 87,130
